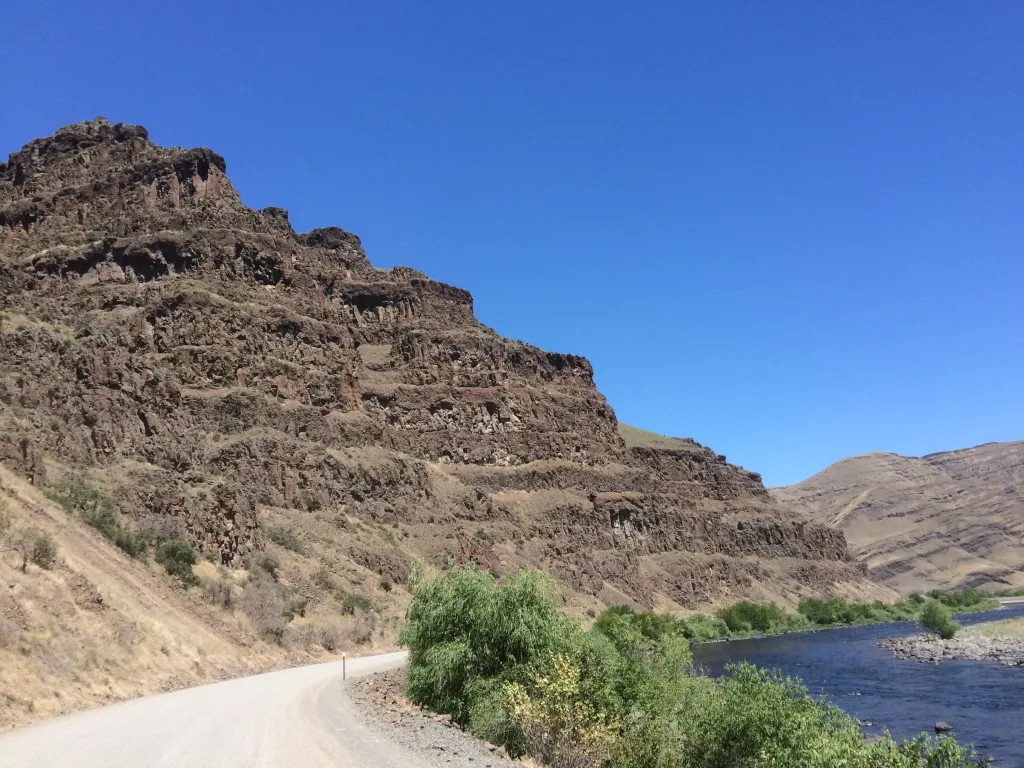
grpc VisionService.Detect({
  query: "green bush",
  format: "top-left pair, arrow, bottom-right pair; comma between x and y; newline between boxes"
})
30,531 -> 58,570
716,600 -> 786,633
155,540 -> 200,587
919,599 -> 961,639
930,588 -> 999,613
399,566 -> 580,725
340,593 -> 373,615
399,567 -> 983,768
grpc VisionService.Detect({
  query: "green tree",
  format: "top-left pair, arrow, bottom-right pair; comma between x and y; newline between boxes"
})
919,599 -> 961,639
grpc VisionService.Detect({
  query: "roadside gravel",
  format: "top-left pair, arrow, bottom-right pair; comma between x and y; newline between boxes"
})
348,668 -> 520,768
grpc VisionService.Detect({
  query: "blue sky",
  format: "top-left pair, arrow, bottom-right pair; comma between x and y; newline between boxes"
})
2,2 -> 1021,486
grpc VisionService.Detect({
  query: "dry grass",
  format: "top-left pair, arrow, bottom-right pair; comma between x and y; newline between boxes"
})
964,617 -> 1024,639
616,423 -> 700,451
0,466 -> 400,732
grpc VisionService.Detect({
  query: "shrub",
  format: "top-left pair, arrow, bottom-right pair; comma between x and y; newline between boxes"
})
138,514 -> 186,547
30,531 -> 58,570
716,600 -> 786,633
398,567 -> 984,768
313,566 -> 339,594
929,588 -> 998,613
340,593 -> 373,615
474,528 -> 496,545
310,621 -> 342,651
44,476 -> 147,558
65,487 -> 146,557
241,572 -> 287,642
266,524 -> 305,554
155,540 -> 199,587
284,593 -> 309,621
399,566 -> 577,725
250,552 -> 280,581
505,655 -> 619,768
202,576 -> 234,608
681,615 -> 730,641
919,599 -> 961,639
350,608 -> 376,645
380,578 -> 393,592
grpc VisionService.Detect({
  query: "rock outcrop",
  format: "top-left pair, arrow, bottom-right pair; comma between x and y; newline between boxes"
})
0,118 -> 871,608
772,443 -> 1024,593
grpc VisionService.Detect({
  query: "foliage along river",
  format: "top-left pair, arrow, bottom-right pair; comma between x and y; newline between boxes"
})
691,603 -> 1024,767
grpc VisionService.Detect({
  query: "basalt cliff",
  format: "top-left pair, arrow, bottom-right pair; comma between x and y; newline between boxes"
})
0,119 -> 874,612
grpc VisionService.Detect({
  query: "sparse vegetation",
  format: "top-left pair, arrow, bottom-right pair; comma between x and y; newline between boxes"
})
963,617 -> 1024,639
155,540 -> 199,587
201,575 -> 234,608
44,477 -> 146,558
284,592 -> 309,621
313,565 -> 341,595
265,524 -> 305,554
474,528 -> 496,545
138,514 -> 187,547
240,571 -> 288,643
400,565 -> 983,768
350,608 -> 376,645
249,551 -> 280,581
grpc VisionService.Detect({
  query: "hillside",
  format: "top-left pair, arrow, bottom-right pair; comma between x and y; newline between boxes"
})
0,118 -> 878,647
772,442 -> 1024,593
0,465 -> 324,730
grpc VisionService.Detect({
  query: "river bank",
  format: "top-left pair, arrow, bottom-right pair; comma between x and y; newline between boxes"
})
882,618 -> 1024,667
692,604 -> 1024,767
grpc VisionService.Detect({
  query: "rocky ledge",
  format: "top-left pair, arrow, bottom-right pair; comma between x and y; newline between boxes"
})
881,634 -> 1024,667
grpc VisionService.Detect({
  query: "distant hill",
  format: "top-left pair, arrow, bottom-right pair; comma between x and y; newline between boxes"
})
772,442 -> 1024,593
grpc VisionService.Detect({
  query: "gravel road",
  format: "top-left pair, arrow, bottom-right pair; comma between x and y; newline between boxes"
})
0,651 -> 456,768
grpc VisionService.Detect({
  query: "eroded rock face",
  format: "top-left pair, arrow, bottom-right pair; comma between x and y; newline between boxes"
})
0,118 -> 867,602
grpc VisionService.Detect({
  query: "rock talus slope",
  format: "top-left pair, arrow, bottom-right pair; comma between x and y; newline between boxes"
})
0,119 -> 873,611
772,443 -> 1024,593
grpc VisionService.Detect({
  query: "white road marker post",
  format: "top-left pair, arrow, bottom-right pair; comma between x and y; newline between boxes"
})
343,653 -> 346,681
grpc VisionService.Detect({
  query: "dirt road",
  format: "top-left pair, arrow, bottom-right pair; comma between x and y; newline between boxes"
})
0,651 -> 417,767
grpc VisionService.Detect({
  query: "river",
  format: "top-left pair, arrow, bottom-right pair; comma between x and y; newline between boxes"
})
691,603 -> 1024,767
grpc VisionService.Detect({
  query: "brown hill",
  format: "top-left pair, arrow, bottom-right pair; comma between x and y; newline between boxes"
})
0,118 -> 875,625
772,442 -> 1024,593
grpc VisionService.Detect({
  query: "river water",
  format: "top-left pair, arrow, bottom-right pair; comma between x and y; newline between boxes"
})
691,604 -> 1024,767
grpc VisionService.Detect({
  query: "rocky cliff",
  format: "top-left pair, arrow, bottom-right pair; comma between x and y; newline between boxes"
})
772,442 -> 1024,593
0,119 -> 872,610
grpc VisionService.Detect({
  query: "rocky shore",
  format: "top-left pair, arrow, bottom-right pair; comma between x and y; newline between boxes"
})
881,634 -> 1024,667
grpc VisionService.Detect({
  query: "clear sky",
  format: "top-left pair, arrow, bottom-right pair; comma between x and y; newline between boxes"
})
2,2 -> 1021,486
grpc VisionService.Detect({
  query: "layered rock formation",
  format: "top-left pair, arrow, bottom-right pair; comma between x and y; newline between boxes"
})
0,119 -> 871,609
773,443 -> 1024,593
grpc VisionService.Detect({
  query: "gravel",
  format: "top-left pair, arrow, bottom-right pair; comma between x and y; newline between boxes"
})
881,633 -> 1024,667
347,668 -> 520,768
